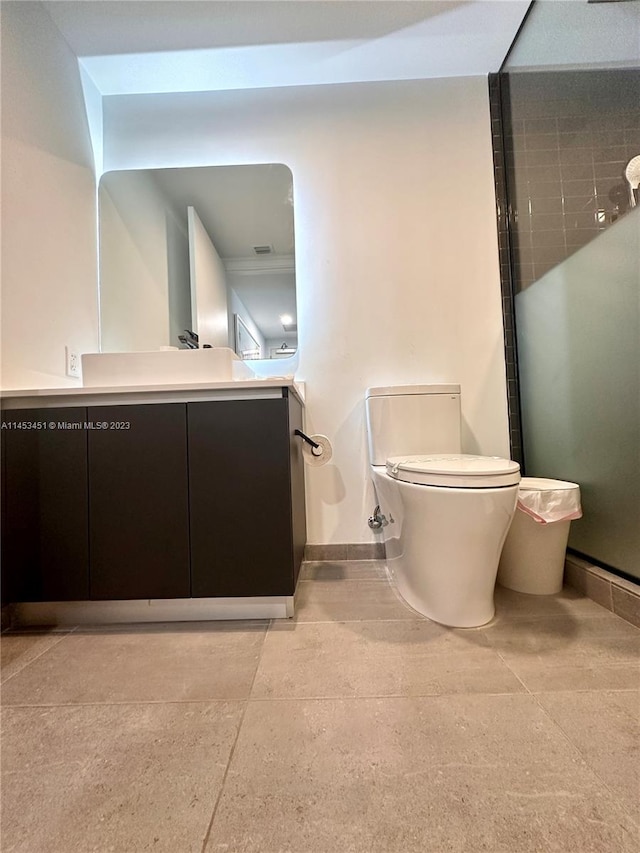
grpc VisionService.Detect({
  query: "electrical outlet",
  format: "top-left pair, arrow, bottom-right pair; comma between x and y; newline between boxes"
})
65,346 -> 81,379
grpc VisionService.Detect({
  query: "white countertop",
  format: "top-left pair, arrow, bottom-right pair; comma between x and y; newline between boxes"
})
1,378 -> 305,408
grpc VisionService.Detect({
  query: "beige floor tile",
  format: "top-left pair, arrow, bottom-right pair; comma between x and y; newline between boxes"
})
537,690 -> 640,817
481,613 -> 640,692
253,619 -> 524,699
514,663 -> 640,693
5,575 -> 639,852
1,621 -> 268,705
494,584 -> 614,620
1,629 -> 74,684
293,578 -> 420,622
206,694 -> 638,853
299,560 -> 388,581
482,612 -> 640,661
1,701 -> 242,853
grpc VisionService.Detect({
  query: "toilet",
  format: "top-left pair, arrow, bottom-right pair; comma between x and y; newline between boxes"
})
365,385 -> 520,628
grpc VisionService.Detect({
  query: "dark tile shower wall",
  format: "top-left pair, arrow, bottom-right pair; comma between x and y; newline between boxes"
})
502,69 -> 640,292
489,74 -> 523,466
489,68 -> 640,464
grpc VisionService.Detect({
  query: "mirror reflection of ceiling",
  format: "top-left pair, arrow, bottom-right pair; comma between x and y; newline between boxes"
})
44,1 -> 531,95
99,164 -> 296,356
152,165 -> 294,261
158,164 -> 296,343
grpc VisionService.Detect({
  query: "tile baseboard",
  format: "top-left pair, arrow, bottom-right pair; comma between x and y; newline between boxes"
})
304,543 -> 386,561
564,553 -> 640,628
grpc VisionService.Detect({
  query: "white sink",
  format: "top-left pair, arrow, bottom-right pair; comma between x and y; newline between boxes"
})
81,348 -> 256,387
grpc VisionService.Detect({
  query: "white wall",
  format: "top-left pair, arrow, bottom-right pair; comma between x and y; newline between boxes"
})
79,65 -> 103,175
0,1 -> 99,389
187,207 -> 229,348
102,78 -> 509,545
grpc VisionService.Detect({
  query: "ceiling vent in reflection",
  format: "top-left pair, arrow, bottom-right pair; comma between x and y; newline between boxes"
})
253,244 -> 273,255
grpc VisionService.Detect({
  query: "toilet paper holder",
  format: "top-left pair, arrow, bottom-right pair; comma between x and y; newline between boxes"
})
294,429 -> 323,456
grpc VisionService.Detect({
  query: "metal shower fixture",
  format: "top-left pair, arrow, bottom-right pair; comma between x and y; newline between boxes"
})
624,155 -> 640,208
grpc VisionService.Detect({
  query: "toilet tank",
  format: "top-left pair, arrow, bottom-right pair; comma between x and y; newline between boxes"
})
365,385 -> 461,465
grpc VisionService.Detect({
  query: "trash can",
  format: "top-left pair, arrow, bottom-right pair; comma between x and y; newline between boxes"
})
497,477 -> 582,595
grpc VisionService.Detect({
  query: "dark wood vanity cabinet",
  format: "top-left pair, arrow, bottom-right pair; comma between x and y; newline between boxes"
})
1,407 -> 90,602
87,403 -> 190,600
189,393 -> 305,597
1,390 -> 306,604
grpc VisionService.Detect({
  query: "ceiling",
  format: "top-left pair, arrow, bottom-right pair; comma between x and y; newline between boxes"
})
44,0 -> 532,96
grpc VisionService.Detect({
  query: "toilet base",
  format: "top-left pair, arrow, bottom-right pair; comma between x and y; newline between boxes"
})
389,562 -> 496,628
371,467 -> 518,628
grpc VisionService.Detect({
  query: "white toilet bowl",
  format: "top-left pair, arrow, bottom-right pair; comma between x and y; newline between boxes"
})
365,386 -> 520,628
371,457 -> 519,627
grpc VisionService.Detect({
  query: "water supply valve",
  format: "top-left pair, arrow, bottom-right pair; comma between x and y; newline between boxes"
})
368,505 -> 387,530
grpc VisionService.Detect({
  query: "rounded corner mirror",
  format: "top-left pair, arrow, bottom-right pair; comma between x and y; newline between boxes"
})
98,163 -> 297,361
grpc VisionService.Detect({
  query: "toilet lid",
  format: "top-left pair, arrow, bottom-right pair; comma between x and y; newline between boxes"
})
386,454 -> 521,488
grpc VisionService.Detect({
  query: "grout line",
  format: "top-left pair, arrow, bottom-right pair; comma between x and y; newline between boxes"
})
486,609 -> 635,623
285,611 -> 636,626
287,619 -> 425,626
302,558 -> 388,563
476,641 -> 640,827
0,626 -> 79,687
298,573 -> 388,578
530,687 -> 639,696
243,690 -> 527,702
482,641 -> 533,697
199,615 -> 269,853
274,617 -> 435,627
2,698 -> 248,709
3,684 -> 638,711
297,578 -> 388,584
529,693 -> 640,831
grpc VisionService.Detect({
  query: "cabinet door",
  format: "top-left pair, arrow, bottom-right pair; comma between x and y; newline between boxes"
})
1,408 -> 89,602
88,404 -> 190,600
188,398 -> 294,597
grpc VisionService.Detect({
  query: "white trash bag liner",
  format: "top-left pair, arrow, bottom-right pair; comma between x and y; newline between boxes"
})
517,477 -> 582,525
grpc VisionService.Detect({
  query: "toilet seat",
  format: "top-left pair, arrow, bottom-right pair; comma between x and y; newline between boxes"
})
386,453 -> 520,488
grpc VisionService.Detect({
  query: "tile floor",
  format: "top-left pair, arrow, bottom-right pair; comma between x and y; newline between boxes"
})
1,561 -> 638,853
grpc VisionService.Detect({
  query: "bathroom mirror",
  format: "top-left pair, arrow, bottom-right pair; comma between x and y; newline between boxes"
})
98,163 -> 296,359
